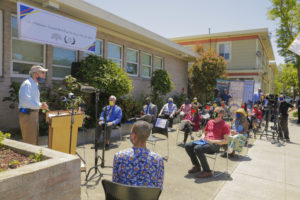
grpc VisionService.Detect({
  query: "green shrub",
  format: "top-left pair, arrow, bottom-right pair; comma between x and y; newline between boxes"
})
172,92 -> 188,109
29,149 -> 43,162
293,111 -> 298,118
0,131 -> 11,145
118,96 -> 141,122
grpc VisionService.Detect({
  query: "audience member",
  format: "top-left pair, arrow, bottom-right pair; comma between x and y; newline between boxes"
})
278,95 -> 294,142
140,97 -> 158,124
96,95 -> 122,149
225,109 -> 248,157
159,97 -> 177,130
176,98 -> 192,120
221,89 -> 232,105
191,97 -> 201,109
180,106 -> 201,145
113,121 -> 164,189
185,107 -> 230,178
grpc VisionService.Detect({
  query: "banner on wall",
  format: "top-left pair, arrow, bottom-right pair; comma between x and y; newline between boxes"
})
243,80 -> 255,105
17,2 -> 97,53
216,79 -> 230,95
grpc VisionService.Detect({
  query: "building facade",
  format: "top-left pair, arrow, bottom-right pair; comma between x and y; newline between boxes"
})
0,0 -> 197,129
171,28 -> 276,93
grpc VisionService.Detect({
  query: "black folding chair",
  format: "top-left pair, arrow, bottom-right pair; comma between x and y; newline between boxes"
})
147,118 -> 169,161
102,179 -> 162,200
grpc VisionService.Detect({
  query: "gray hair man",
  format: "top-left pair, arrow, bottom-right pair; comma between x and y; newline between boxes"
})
18,65 -> 48,145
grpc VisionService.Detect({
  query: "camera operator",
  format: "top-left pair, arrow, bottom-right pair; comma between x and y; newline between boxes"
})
278,95 -> 294,142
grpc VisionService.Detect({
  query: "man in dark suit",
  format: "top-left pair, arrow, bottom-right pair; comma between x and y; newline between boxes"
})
140,97 -> 158,124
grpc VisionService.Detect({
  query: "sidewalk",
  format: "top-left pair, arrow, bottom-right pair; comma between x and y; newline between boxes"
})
214,117 -> 300,200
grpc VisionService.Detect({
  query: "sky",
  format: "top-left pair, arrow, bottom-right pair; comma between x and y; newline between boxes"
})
84,0 -> 284,65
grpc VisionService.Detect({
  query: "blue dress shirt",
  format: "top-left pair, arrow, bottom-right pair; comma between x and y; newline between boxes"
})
99,105 -> 122,125
18,77 -> 41,109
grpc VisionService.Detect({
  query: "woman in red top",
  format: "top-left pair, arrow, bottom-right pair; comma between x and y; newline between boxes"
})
251,104 -> 262,129
182,106 -> 201,144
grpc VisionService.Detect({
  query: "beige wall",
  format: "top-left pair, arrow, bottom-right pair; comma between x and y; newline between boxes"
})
0,1 -> 188,129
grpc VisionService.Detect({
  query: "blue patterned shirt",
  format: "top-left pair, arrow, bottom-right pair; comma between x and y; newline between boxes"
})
113,147 -> 164,189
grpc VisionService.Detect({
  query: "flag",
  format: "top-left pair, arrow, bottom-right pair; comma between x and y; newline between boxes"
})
288,32 -> 300,56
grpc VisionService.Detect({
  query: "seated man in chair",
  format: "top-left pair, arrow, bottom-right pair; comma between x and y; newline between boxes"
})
140,97 -> 158,124
185,107 -> 230,178
113,121 -> 164,189
159,97 -> 177,131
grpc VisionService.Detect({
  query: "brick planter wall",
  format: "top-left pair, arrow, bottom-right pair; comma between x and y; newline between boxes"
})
0,139 -> 81,200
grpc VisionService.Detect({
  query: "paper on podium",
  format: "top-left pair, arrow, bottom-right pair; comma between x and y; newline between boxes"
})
155,118 -> 168,129
48,113 -> 69,118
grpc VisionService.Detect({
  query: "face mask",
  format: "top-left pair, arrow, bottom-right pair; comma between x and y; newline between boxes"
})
213,112 -> 218,118
168,101 -> 173,104
37,77 -> 45,83
109,101 -> 114,106
191,109 -> 196,114
236,113 -> 241,118
146,101 -> 150,105
241,105 -> 245,109
185,101 -> 189,104
254,108 -> 257,111
194,100 -> 197,103
279,97 -> 284,101
213,104 -> 217,108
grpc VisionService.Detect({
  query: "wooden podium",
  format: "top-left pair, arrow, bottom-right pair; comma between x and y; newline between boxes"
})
46,110 -> 84,155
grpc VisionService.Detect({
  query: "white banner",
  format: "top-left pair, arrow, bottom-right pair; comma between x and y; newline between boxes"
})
17,2 -> 97,53
288,32 -> 300,56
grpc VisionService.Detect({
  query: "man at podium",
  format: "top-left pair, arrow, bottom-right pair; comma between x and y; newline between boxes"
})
96,95 -> 122,149
18,65 -> 48,145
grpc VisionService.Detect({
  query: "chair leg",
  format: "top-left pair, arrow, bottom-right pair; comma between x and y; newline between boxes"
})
212,153 -> 217,176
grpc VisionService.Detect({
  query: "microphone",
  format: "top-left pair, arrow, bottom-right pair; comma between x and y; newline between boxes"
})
80,85 -> 96,93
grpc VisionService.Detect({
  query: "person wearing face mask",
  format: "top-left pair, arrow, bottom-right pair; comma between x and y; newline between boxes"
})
176,98 -> 192,120
191,97 -> 202,109
112,121 -> 164,189
18,65 -> 48,145
185,107 -> 230,178
159,97 -> 177,131
95,95 -> 122,149
140,97 -> 157,123
224,109 -> 248,158
251,104 -> 262,129
278,95 -> 294,142
180,106 -> 201,145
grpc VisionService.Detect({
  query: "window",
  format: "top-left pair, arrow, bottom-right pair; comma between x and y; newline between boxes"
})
11,16 -> 44,76
108,42 -> 122,68
154,56 -> 163,70
142,52 -> 152,78
52,47 -> 76,79
126,48 -> 138,76
0,10 -> 3,76
217,42 -> 231,61
83,39 -> 103,57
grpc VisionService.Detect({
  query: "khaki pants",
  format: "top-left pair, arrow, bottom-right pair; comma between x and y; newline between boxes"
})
19,111 -> 39,145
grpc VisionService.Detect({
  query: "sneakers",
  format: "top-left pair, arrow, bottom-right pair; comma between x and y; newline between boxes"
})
188,166 -> 201,174
196,171 -> 213,178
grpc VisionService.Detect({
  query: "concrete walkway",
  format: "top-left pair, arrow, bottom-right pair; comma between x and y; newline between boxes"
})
214,117 -> 300,200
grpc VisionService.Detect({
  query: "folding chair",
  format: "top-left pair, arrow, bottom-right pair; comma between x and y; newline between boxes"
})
206,145 -> 230,178
147,118 -> 169,161
102,179 -> 162,200
176,123 -> 201,145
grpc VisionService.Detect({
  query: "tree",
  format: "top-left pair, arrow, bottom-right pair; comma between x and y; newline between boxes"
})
151,69 -> 174,110
188,45 -> 227,103
268,0 -> 300,94
274,64 -> 298,97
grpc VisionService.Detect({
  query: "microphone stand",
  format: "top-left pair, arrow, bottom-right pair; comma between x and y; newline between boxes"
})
101,106 -> 108,168
85,90 -> 103,181
69,99 -> 75,154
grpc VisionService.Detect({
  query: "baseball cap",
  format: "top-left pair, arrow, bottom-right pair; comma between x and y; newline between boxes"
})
29,65 -> 48,74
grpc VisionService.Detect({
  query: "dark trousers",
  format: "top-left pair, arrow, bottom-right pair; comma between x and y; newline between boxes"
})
183,123 -> 193,144
185,142 -> 220,172
162,114 -> 173,128
96,124 -> 113,144
298,108 -> 300,123
278,115 -> 289,139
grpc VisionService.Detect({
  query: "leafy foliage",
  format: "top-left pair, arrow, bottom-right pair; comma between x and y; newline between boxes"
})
2,82 -> 21,109
274,64 -> 299,97
268,0 -> 300,93
29,149 -> 43,162
0,131 -> 11,145
118,96 -> 141,122
151,69 -> 174,96
188,45 -> 227,103
172,92 -> 187,109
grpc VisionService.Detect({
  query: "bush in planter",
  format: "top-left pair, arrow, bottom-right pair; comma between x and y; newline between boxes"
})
118,96 -> 141,123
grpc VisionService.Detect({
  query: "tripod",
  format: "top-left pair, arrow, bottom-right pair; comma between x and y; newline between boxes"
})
85,90 -> 105,181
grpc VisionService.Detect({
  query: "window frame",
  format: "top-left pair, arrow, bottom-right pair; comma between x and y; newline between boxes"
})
107,42 -> 123,68
141,52 -> 152,78
125,48 -> 139,77
154,56 -> 163,70
52,46 -> 77,80
83,39 -> 103,58
10,14 -> 45,78
217,41 -> 231,61
0,10 -> 3,76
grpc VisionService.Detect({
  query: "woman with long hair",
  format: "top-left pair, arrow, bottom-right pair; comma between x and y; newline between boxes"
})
181,106 -> 201,145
